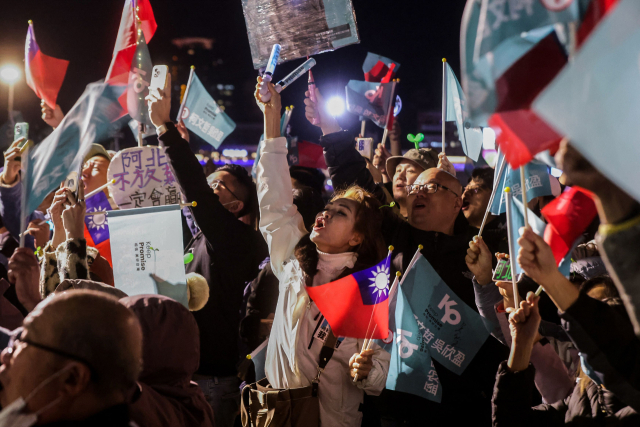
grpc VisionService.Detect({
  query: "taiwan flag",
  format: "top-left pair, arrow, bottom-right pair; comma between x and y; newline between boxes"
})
84,190 -> 113,266
25,21 -> 69,109
306,253 -> 391,340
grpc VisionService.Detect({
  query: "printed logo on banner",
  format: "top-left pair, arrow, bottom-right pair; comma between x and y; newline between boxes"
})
107,146 -> 183,210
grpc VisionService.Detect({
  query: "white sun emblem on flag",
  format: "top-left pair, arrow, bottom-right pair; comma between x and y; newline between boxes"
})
86,208 -> 107,230
369,265 -> 390,298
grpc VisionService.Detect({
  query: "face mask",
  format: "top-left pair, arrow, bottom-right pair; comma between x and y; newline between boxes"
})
0,365 -> 72,427
579,352 -> 603,387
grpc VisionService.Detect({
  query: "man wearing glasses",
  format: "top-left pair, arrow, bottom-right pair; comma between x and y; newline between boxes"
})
0,290 -> 142,426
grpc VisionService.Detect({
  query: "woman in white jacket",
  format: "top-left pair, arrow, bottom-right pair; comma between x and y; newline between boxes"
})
254,80 -> 390,426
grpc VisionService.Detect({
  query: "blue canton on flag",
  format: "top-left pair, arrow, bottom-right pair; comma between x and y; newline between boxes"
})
84,191 -> 112,245
354,256 -> 391,305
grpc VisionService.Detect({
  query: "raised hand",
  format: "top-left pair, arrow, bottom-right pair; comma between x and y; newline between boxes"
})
303,86 -> 340,135
146,73 -> 172,129
349,349 -> 374,380
372,143 -> 392,178
41,100 -> 64,129
465,236 -> 492,285
7,248 -> 42,312
254,76 -> 282,139
61,183 -> 86,240
437,153 -> 456,176
517,227 -> 559,287
506,292 -> 541,372
25,220 -> 50,249
176,120 -> 190,142
1,138 -> 25,185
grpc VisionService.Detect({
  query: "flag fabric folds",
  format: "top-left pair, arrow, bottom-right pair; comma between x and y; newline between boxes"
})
345,80 -> 395,128
533,0 -> 640,204
25,21 -> 69,109
490,159 -> 552,215
362,53 -> 400,82
126,27 -> 153,126
150,274 -> 189,308
84,190 -> 113,266
400,255 -> 490,374
542,186 -> 598,265
444,62 -> 483,161
305,253 -> 391,340
23,82 -> 122,216
179,73 -> 236,149
378,284 -> 442,403
106,0 -> 157,86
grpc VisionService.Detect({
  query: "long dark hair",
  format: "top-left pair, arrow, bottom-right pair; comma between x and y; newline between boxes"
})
294,185 -> 386,283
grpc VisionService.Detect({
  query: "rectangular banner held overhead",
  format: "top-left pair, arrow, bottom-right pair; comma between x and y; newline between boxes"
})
241,0 -> 360,69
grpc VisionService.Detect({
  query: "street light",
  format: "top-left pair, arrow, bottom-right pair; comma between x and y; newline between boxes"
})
0,64 -> 22,126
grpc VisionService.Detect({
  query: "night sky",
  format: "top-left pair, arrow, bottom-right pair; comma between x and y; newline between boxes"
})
0,0 -> 467,150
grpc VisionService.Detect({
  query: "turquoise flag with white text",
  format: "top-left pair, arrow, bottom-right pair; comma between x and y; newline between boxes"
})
445,62 -> 483,161
179,73 -> 236,149
490,158 -> 552,215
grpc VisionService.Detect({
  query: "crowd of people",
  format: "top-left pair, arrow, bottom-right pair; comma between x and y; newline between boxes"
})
0,66 -> 638,427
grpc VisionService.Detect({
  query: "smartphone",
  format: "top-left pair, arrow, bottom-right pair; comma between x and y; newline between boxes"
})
14,122 -> 29,148
64,171 -> 80,200
492,258 -> 513,282
149,65 -> 168,98
356,138 -> 374,160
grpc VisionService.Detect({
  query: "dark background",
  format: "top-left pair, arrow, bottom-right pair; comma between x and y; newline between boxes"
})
0,0 -> 467,151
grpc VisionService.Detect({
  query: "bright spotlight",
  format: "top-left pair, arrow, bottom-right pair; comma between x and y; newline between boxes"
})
0,65 -> 21,85
326,96 -> 345,117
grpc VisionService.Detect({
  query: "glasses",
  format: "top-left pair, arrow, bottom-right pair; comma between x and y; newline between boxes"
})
7,332 -> 96,378
209,179 -> 240,201
405,183 -> 460,198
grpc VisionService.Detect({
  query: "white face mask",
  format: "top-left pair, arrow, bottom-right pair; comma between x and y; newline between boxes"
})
0,366 -> 71,427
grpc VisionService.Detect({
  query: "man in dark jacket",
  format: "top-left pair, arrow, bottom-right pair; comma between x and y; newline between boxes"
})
0,290 -> 142,427
148,81 -> 269,427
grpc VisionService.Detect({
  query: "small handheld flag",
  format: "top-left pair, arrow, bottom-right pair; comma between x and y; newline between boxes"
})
305,252 -> 392,340
25,21 -> 69,109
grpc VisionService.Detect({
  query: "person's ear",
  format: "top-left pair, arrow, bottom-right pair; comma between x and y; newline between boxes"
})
454,195 -> 463,211
60,363 -> 92,397
348,232 -> 363,248
227,200 -> 244,215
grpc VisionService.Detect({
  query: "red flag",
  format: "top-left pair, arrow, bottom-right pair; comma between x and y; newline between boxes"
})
84,225 -> 113,267
105,0 -> 157,86
577,0 -> 620,48
25,21 -> 69,109
305,255 -> 391,339
541,187 -> 598,265
488,30 -> 567,168
489,110 -> 562,169
297,141 -> 327,169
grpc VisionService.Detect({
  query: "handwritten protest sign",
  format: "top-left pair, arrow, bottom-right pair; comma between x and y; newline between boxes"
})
107,146 -> 183,210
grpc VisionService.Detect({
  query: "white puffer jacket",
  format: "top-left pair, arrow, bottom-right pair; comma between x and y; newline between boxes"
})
256,136 -> 390,427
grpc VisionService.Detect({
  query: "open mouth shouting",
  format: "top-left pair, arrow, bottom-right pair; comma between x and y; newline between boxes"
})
461,199 -> 470,211
412,199 -> 427,211
313,215 -> 326,232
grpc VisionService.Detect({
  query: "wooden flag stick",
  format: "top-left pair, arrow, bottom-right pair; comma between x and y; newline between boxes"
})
19,143 -> 31,247
504,187 -> 520,308
85,201 -> 197,216
519,166 -> 529,226
441,58 -> 447,154
361,120 -> 366,137
85,179 -> 116,199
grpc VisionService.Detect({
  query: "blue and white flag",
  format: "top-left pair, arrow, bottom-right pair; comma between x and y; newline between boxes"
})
179,72 -> 236,149
24,82 -> 122,216
445,62 -> 483,161
108,205 -> 186,297
345,80 -> 395,128
490,159 -> 552,215
511,197 -> 547,275
378,284 -> 442,402
401,256 -> 490,375
533,0 -> 640,204
84,190 -> 112,245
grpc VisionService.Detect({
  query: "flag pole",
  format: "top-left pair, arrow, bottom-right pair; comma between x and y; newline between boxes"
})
504,187 -> 520,308
519,166 -> 529,226
85,179 -> 116,199
177,65 -> 195,122
441,58 -> 447,154
478,150 -> 507,237
399,244 -> 423,286
19,142 -> 32,248
360,119 -> 366,137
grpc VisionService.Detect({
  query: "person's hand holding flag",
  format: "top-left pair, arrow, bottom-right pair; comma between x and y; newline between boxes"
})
349,349 -> 374,380
506,292 -> 541,372
41,100 -> 64,129
437,152 -> 456,177
304,86 -> 340,135
1,138 -> 25,185
465,236 -> 492,285
24,220 -> 50,249
61,183 -> 86,241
